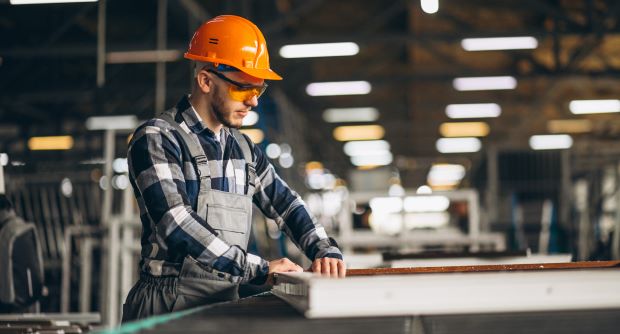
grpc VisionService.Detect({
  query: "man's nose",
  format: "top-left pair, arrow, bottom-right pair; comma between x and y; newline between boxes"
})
245,95 -> 259,107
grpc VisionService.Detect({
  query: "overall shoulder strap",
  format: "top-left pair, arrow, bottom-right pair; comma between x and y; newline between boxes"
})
158,112 -> 210,176
230,129 -> 257,195
158,111 -> 211,218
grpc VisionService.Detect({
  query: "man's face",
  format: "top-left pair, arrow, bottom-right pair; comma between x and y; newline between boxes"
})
209,70 -> 264,129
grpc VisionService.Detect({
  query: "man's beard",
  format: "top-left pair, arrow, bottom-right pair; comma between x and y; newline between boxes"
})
211,86 -> 241,129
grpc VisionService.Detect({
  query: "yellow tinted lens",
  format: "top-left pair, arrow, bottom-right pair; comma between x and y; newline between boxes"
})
228,86 -> 265,102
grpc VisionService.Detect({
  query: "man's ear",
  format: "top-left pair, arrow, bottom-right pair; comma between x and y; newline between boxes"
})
196,70 -> 212,94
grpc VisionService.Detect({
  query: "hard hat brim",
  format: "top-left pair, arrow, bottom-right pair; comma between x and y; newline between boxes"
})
240,67 -> 283,81
184,53 -> 283,80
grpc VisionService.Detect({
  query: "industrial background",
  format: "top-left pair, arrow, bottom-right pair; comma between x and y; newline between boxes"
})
1,0 -> 620,332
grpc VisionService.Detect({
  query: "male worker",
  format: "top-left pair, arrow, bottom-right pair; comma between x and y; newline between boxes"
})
122,15 -> 345,321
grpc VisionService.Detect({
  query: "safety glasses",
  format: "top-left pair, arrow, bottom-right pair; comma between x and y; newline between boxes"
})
207,69 -> 268,102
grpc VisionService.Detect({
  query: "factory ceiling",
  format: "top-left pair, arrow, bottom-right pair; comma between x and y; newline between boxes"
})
1,0 -> 620,187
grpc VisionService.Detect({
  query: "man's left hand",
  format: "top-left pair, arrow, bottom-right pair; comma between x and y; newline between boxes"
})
310,257 -> 346,278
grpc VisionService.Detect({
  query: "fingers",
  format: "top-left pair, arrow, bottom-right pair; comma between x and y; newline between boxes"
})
268,258 -> 303,275
338,260 -> 347,278
312,259 -> 321,274
311,258 -> 346,278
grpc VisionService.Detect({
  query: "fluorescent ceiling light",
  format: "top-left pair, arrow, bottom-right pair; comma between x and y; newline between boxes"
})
427,164 -> 466,187
343,140 -> 390,156
569,99 -> 620,114
529,134 -> 573,150
420,0 -> 439,14
350,152 -> 393,167
416,185 -> 433,194
404,212 -> 449,229
323,107 -> 379,123
461,36 -> 538,51
306,81 -> 371,96
86,115 -> 138,130
242,111 -> 259,126
403,195 -> 450,212
369,197 -> 403,214
28,136 -> 74,150
547,119 -> 593,134
439,122 -> 490,137
239,129 -> 264,143
0,153 -> 8,166
10,0 -> 97,4
279,42 -> 359,58
445,103 -> 501,119
453,76 -> 517,91
106,50 -> 181,64
333,125 -> 385,141
436,137 -> 481,153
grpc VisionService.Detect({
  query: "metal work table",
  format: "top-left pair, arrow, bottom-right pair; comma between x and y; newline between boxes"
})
116,293 -> 620,334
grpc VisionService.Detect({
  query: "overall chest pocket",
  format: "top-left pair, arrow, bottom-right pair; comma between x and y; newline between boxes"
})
205,190 -> 252,248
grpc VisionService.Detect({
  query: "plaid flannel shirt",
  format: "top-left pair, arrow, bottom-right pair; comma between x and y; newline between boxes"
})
128,95 -> 342,284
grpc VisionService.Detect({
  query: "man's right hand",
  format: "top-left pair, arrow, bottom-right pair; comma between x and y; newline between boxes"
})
266,258 -> 303,285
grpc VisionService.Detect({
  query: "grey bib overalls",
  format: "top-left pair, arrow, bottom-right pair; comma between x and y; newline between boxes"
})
122,111 -> 257,322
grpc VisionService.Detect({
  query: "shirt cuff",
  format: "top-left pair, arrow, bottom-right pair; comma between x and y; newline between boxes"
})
243,254 -> 269,285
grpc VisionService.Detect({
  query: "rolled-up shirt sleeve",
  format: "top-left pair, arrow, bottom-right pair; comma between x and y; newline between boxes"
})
128,120 -> 269,283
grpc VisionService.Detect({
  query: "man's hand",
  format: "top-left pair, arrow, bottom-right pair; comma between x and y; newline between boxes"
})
266,258 -> 303,285
310,257 -> 346,278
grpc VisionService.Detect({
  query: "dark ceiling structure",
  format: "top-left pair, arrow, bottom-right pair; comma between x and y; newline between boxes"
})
2,0 -> 620,188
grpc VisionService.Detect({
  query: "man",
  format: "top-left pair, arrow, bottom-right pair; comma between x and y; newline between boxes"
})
122,15 -> 345,321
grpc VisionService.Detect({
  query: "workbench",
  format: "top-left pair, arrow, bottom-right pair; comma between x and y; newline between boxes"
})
115,292 -> 619,334
113,261 -> 620,334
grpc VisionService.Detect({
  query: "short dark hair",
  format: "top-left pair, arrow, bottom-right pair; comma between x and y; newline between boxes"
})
0,194 -> 13,211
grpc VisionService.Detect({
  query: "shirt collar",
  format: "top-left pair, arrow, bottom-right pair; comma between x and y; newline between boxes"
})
175,95 -> 232,142
176,95 -> 211,136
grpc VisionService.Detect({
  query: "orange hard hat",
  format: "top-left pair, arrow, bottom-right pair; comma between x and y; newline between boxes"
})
184,15 -> 282,80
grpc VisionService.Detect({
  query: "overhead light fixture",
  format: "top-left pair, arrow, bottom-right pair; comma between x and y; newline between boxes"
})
106,50 -> 181,64
420,0 -> 439,14
436,137 -> 481,153
369,197 -> 403,214
529,134 -> 573,150
279,42 -> 359,58
350,152 -> 393,167
333,125 -> 385,141
10,0 -> 97,4
323,107 -> 379,123
461,36 -> 538,51
28,136 -> 74,150
547,119 -> 593,134
427,164 -> 466,187
445,103 -> 501,119
569,99 -> 620,114
343,140 -> 390,156
404,212 -> 450,229
439,122 -> 490,137
242,111 -> 259,126
453,76 -> 517,91
403,195 -> 450,212
86,115 -> 138,131
0,153 -> 8,166
239,129 -> 264,143
306,81 -> 371,96
416,185 -> 433,194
